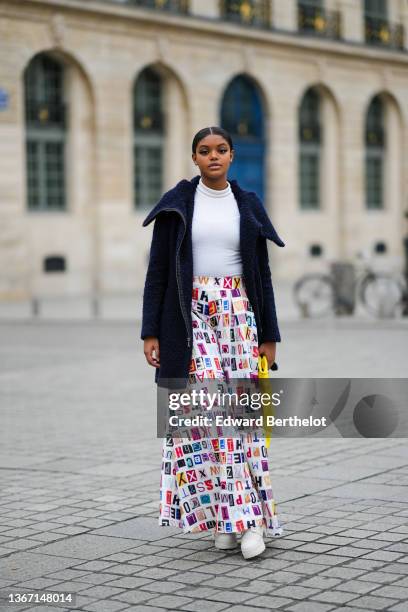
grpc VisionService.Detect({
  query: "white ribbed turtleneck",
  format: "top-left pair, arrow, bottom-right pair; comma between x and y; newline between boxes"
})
192,177 -> 242,276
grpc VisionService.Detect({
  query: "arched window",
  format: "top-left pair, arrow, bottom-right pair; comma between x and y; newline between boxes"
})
133,67 -> 164,209
24,53 -> 66,210
299,87 -> 321,210
365,95 -> 384,209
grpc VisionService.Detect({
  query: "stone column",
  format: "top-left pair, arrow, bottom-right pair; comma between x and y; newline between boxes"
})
342,0 -> 364,43
272,0 -> 297,32
190,0 -> 219,19
92,55 -> 134,292
0,35 -> 27,299
387,0 -> 400,24
266,80 -> 299,279
337,89 -> 367,260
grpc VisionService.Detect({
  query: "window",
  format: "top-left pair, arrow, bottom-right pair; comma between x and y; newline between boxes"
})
119,0 -> 189,13
220,0 -> 270,28
299,0 -> 323,7
364,0 -> 403,49
298,0 -> 341,39
299,88 -> 321,210
24,53 -> 66,211
133,67 -> 164,209
44,255 -> 66,273
365,96 -> 385,210
364,0 -> 387,20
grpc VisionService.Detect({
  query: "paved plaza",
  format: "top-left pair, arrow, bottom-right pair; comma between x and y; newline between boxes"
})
0,316 -> 407,611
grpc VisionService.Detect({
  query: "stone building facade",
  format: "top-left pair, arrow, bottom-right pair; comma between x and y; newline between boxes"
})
0,0 -> 407,301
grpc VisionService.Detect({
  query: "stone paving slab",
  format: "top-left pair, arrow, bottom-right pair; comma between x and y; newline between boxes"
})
24,535 -> 140,562
91,517 -> 180,541
0,551 -> 83,582
268,476 -> 346,501
321,483 -> 408,503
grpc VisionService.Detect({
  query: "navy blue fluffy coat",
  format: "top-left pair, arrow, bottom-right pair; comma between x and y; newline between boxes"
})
140,174 -> 285,386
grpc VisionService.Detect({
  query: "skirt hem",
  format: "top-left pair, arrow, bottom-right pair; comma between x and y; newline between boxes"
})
158,516 -> 284,538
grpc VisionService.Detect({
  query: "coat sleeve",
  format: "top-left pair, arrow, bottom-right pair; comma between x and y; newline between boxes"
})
257,234 -> 281,343
140,213 -> 169,340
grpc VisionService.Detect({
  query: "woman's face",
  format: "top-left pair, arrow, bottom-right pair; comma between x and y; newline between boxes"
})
192,134 -> 234,181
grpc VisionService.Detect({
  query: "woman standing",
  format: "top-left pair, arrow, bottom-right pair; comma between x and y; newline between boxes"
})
141,126 -> 285,559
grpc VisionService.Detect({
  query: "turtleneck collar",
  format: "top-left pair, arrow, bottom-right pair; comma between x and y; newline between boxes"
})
197,176 -> 231,198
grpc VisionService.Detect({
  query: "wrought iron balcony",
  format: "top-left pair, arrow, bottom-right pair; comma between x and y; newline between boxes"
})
134,110 -> 164,132
298,2 -> 341,40
25,101 -> 66,128
365,16 -> 405,50
299,123 -> 321,144
365,127 -> 385,147
117,0 -> 189,14
219,0 -> 270,29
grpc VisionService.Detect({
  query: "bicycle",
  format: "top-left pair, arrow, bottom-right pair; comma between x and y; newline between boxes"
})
293,252 -> 407,318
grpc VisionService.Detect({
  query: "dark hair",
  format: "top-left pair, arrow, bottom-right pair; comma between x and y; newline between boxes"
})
192,126 -> 233,154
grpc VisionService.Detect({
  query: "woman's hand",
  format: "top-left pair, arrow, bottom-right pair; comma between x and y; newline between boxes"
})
258,341 -> 276,369
144,336 -> 160,368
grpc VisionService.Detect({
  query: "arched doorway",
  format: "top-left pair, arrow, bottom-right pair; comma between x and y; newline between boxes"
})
220,74 -> 266,202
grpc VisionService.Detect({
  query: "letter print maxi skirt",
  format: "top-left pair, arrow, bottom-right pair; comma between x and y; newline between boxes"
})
159,274 -> 283,537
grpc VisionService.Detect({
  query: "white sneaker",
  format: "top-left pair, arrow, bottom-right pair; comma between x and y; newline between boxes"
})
240,525 -> 266,559
214,531 -> 238,550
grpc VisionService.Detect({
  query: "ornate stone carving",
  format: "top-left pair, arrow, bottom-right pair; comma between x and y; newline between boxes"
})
50,13 -> 66,47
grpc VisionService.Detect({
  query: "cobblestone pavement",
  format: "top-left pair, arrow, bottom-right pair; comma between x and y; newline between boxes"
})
0,320 -> 407,612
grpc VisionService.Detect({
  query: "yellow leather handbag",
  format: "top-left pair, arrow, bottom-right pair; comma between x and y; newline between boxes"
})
258,354 -> 274,448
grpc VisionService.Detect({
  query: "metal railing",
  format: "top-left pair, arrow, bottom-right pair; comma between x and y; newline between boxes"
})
133,110 -> 164,132
219,0 -> 270,28
298,2 -> 341,40
25,101 -> 66,128
110,0 -> 189,13
299,123 -> 321,143
365,16 -> 405,50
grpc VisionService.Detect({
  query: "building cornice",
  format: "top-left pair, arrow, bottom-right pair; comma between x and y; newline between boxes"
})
1,0 -> 407,68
